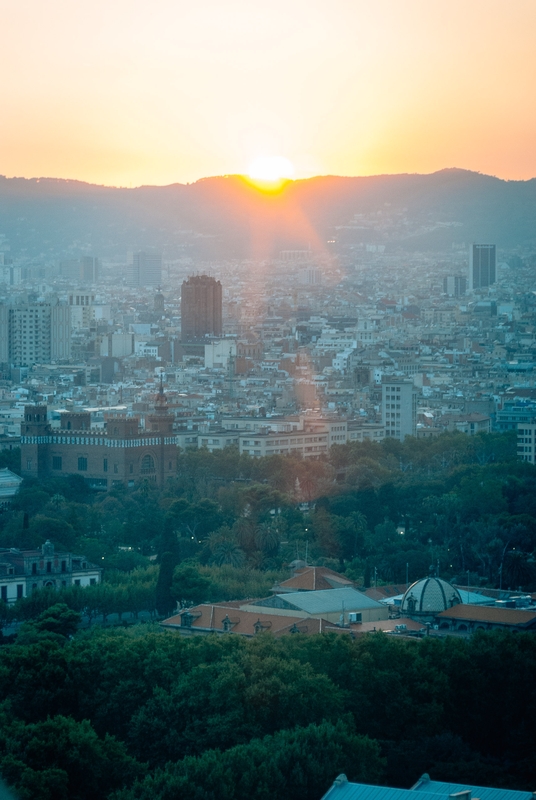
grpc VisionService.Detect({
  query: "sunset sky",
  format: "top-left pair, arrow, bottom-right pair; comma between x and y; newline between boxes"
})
2,0 -> 535,187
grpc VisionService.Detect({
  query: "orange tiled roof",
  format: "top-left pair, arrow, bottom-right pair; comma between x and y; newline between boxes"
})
162,604 -> 335,637
437,604 -> 536,626
364,584 -> 409,601
275,566 -> 355,592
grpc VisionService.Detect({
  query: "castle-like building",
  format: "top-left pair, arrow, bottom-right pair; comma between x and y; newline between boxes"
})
20,384 -> 178,490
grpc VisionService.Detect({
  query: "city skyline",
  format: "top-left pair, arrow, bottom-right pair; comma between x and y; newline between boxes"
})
2,0 -> 535,187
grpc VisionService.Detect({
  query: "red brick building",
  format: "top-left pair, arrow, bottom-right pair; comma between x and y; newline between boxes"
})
20,385 -> 179,490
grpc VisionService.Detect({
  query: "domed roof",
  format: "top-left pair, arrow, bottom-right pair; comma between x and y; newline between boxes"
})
401,577 -> 462,616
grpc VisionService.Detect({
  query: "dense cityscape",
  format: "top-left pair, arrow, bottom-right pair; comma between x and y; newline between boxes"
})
1,1 -> 536,797
0,181 -> 534,798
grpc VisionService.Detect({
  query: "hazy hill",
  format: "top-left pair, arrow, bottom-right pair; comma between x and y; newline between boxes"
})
0,169 -> 535,260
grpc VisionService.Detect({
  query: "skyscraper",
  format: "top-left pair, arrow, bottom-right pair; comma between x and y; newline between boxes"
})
468,244 -> 496,291
130,251 -> 162,287
181,275 -> 222,341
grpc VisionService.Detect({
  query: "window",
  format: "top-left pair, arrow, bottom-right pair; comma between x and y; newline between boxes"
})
78,456 -> 88,471
0,587 -> 6,601
26,459 -> 32,470
74,579 -> 81,586
103,458 -> 108,472
17,584 -> 23,599
90,578 -> 96,585
61,560 -> 66,572
141,454 -> 155,474
52,456 -> 62,470
46,562 -> 52,573
129,464 -> 133,474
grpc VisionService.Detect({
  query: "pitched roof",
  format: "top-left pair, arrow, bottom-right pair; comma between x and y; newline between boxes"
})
322,781 -> 533,800
275,566 -> 355,592
249,587 -> 384,615
437,603 -> 536,627
161,605 -> 333,637
364,584 -> 410,601
412,778 -> 533,800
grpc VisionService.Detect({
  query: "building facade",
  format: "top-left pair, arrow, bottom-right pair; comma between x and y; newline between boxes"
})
382,377 -> 417,440
181,275 -> 222,341
0,300 -> 71,367
517,421 -> 536,464
131,251 -> 162,287
20,386 -> 179,490
468,243 -> 496,291
0,540 -> 101,604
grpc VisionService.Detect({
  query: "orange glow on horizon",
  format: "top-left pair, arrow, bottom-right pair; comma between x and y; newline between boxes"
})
1,1 -> 535,186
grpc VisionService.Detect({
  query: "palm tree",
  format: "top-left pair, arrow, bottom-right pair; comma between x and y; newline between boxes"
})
255,522 -> 281,555
212,540 -> 245,568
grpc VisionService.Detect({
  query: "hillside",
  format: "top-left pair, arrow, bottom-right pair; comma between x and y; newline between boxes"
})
0,169 -> 535,259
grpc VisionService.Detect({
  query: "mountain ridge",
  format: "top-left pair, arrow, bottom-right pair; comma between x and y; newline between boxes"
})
0,169 -> 534,259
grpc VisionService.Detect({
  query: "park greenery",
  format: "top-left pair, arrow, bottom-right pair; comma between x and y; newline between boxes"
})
0,431 -> 535,797
0,608 -> 535,798
0,429 -> 534,612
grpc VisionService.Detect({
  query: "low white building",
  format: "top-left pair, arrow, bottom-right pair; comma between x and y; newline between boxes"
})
0,540 -> 101,604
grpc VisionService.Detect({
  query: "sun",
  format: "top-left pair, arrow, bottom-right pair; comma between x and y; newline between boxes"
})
247,156 -> 295,186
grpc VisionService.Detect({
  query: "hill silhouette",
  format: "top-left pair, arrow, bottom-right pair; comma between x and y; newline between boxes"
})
0,169 -> 534,259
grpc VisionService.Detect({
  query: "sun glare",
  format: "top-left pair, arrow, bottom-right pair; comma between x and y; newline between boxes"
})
248,156 -> 295,183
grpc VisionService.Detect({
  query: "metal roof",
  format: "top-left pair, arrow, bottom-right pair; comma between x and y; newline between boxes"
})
412,780 -> 533,800
322,780 -> 533,800
273,587 -> 384,614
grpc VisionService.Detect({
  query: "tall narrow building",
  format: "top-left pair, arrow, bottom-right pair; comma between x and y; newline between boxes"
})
468,244 -> 496,291
181,275 -> 222,341
382,377 -> 417,441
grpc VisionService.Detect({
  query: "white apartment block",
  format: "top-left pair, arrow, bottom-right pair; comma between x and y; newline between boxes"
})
0,301 -> 71,367
517,422 -> 536,464
382,377 -> 417,441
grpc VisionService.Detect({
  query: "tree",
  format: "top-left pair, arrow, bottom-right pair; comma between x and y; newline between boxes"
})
17,603 -> 80,642
171,564 -> 211,608
116,720 -> 384,800
155,552 -> 176,616
0,714 -> 142,800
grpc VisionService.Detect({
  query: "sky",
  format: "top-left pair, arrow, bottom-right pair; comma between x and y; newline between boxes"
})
2,0 -> 535,187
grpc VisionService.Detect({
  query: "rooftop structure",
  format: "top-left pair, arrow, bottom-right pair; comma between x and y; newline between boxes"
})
322,775 -> 534,800
400,577 -> 462,618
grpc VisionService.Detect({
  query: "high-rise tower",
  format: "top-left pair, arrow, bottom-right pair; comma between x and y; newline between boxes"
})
181,275 -> 222,341
131,251 -> 162,287
468,244 -> 496,291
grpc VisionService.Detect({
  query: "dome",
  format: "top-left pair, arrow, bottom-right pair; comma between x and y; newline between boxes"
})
401,577 -> 462,617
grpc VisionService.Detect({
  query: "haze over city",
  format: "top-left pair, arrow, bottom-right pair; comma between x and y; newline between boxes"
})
1,3 -> 536,800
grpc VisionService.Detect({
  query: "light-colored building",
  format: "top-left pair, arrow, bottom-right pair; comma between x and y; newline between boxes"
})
0,300 -> 71,367
382,377 -> 417,441
239,428 -> 329,459
0,540 -> 101,604
241,587 -> 388,625
517,421 -> 536,464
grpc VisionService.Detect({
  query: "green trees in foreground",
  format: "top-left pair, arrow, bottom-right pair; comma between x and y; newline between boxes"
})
0,605 -> 535,798
112,721 -> 383,800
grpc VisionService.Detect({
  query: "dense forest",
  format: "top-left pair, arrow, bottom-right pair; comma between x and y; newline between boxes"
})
0,613 -> 535,799
0,431 -> 535,798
